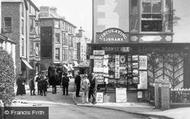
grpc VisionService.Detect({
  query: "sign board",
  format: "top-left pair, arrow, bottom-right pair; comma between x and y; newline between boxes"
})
93,50 -> 105,55
96,92 -> 104,103
116,88 -> 127,103
94,59 -> 103,68
139,56 -> 147,70
138,71 -> 148,89
137,91 -> 143,98
97,28 -> 129,43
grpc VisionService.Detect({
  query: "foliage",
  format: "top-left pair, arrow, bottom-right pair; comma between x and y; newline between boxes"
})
0,49 -> 15,106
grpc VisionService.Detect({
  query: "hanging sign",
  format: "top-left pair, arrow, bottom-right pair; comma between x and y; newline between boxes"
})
116,88 -> 127,103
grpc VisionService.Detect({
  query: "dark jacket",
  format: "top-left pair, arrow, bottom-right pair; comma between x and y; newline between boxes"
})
62,76 -> 69,86
75,75 -> 81,86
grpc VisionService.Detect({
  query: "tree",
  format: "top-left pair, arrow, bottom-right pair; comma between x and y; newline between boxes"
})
0,49 -> 15,106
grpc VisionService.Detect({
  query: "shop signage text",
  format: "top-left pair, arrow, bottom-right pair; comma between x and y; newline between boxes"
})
102,47 -> 130,52
97,28 -> 129,43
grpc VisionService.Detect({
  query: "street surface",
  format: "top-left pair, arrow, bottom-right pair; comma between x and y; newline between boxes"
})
13,78 -> 160,119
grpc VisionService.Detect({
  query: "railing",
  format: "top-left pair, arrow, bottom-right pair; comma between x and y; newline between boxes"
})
170,88 -> 190,103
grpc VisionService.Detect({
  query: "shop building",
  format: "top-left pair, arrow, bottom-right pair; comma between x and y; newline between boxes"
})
89,0 -> 190,103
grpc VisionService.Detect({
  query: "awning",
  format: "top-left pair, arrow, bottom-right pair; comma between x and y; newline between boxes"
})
21,59 -> 33,69
73,61 -> 79,67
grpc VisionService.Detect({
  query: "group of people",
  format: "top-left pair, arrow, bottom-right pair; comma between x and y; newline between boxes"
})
16,72 -> 49,96
75,72 -> 97,104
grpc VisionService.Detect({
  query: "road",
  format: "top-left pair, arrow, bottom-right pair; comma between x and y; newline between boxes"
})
12,79 -> 157,119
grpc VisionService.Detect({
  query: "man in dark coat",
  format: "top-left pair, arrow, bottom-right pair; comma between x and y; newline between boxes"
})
16,74 -> 26,95
61,73 -> 70,95
29,76 -> 35,96
75,72 -> 81,97
48,63 -> 57,94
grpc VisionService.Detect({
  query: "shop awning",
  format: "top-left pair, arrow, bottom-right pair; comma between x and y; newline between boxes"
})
73,61 -> 79,67
21,59 -> 33,69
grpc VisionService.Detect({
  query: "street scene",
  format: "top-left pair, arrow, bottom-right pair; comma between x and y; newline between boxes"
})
0,0 -> 190,119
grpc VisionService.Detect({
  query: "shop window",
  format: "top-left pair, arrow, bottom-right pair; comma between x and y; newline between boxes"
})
3,17 -> 12,33
55,48 -> 60,60
141,0 -> 162,32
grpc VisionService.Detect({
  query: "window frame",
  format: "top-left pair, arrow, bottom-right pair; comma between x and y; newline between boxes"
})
4,17 -> 12,33
140,0 -> 163,33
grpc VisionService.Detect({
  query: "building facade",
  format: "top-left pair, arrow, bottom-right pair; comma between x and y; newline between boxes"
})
88,0 -> 189,103
1,0 -> 34,78
28,0 -> 40,76
39,6 -> 76,70
75,27 -> 91,67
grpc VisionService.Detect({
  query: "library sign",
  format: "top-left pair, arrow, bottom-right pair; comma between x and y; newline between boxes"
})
97,28 -> 129,43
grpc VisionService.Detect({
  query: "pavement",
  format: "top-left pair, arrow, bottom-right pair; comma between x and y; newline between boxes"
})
72,93 -> 190,119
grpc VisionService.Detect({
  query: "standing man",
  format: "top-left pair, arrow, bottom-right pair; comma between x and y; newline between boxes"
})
16,74 -> 26,96
75,72 -> 81,97
89,73 -> 97,104
61,73 -> 70,95
48,63 -> 57,94
81,74 -> 90,103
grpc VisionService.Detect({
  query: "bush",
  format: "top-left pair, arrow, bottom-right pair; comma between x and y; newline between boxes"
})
0,49 -> 15,106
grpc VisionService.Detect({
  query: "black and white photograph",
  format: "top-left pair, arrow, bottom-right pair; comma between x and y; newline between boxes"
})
0,0 -> 190,119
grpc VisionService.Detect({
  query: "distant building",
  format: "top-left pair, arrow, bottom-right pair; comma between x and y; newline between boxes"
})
75,27 -> 91,67
39,6 -> 76,70
1,0 -> 38,78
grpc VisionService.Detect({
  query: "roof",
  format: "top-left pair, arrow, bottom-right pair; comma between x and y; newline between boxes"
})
27,0 -> 39,11
0,34 -> 16,44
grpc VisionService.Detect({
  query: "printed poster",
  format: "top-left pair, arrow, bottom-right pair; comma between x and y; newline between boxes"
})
139,56 -> 147,70
96,92 -> 104,103
138,71 -> 148,89
116,88 -> 127,103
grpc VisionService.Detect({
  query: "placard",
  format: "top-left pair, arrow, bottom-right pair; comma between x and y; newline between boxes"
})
115,55 -> 120,78
93,50 -> 105,55
139,56 -> 147,70
116,88 -> 127,103
137,91 -> 143,98
96,92 -> 104,103
138,71 -> 148,89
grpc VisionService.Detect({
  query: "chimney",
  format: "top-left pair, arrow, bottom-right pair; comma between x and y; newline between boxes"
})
78,27 -> 84,37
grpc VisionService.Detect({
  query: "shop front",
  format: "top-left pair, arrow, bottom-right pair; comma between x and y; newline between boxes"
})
88,43 -> 190,103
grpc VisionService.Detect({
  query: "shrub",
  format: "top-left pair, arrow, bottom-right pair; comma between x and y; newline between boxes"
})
0,49 -> 15,106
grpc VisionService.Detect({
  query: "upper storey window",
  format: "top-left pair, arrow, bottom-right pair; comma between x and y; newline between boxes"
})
141,0 -> 162,32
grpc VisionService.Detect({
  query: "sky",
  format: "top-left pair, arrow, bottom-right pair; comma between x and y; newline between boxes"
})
33,0 -> 190,43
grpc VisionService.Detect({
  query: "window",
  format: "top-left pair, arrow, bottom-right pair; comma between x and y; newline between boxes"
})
55,33 -> 60,43
63,48 -> 67,61
55,48 -> 60,60
141,0 -> 162,32
4,17 -> 12,33
63,32 -> 67,45
22,3 -> 24,17
22,38 -> 24,56
22,19 -> 24,35
54,21 -> 60,28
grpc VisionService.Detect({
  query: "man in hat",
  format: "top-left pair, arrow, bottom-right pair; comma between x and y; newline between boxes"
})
61,73 -> 70,95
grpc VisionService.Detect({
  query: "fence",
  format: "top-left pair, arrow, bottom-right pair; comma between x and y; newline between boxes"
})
170,88 -> 190,103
